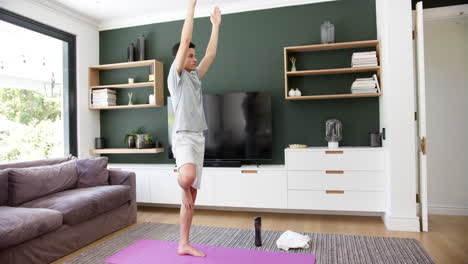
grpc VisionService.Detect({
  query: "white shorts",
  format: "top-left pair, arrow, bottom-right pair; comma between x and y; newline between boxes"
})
172,131 -> 205,189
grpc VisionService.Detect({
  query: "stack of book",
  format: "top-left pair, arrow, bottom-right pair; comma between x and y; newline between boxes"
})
92,88 -> 117,107
351,51 -> 378,67
351,74 -> 381,94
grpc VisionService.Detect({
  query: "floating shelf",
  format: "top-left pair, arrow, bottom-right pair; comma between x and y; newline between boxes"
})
90,81 -> 155,89
89,104 -> 159,110
90,148 -> 165,154
285,40 -> 380,53
89,60 -> 155,70
286,93 -> 382,100
286,66 -> 380,76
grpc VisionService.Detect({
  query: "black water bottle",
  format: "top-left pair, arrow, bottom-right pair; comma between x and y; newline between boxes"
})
254,216 -> 262,247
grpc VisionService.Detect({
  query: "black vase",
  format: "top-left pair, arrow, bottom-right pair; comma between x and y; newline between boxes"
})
136,35 -> 145,61
127,43 -> 135,62
95,138 -> 105,149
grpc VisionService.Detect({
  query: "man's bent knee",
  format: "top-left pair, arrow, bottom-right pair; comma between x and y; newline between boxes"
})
178,163 -> 196,189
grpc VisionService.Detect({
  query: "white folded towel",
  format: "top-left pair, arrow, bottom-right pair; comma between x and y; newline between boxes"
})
276,230 -> 311,251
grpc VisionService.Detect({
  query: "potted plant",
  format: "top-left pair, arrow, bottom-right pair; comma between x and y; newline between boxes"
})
124,126 -> 145,148
142,133 -> 155,148
124,130 -> 137,148
134,127 -> 148,149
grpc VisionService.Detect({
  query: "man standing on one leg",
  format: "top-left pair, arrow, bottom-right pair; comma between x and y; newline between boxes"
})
167,0 -> 221,258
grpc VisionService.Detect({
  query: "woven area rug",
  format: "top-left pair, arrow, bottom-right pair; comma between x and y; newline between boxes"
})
64,222 -> 434,264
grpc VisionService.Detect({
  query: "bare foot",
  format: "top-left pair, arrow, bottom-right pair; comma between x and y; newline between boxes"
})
178,243 -> 206,257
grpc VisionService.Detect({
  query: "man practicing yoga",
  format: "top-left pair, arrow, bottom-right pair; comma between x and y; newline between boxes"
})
167,0 -> 221,257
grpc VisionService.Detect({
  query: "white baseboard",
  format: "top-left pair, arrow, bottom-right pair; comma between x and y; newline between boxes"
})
383,215 -> 420,232
416,204 -> 468,216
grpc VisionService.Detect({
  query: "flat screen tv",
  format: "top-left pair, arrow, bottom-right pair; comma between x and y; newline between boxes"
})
167,92 -> 272,165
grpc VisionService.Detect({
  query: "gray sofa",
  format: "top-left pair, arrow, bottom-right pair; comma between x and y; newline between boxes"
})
0,156 -> 137,264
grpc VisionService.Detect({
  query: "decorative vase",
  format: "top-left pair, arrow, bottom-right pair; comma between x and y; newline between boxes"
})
136,35 -> 145,61
291,64 -> 297,72
320,21 -> 335,44
128,92 -> 133,105
136,134 -> 146,149
295,89 -> 302,96
325,118 -> 342,149
127,43 -> 135,62
94,138 -> 105,149
127,135 -> 136,148
288,89 -> 296,97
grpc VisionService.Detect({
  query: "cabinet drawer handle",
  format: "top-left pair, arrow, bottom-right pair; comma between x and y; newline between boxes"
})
326,190 -> 345,194
173,169 -> 178,173
325,151 -> 343,154
326,170 -> 344,174
241,170 -> 257,174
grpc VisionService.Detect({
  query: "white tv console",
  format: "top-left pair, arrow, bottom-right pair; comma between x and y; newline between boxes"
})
109,147 -> 385,214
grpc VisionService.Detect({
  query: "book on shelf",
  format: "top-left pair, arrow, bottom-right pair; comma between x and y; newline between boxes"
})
373,74 -> 381,93
93,94 -> 116,99
351,51 -> 378,67
351,89 -> 377,94
350,75 -> 380,94
92,103 -> 116,106
92,88 -> 116,93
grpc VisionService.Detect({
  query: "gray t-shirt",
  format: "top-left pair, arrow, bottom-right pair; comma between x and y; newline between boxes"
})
167,62 -> 208,133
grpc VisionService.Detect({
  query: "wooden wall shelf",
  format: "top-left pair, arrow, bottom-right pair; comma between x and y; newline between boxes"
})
284,40 -> 382,100
90,81 -> 155,89
286,66 -> 381,77
90,148 -> 165,154
88,60 -> 164,109
89,104 -> 159,110
286,93 -> 383,100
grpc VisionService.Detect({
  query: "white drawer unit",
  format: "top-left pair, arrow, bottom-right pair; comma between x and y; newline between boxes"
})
285,147 -> 386,212
286,148 -> 384,171
288,190 -> 385,212
288,170 -> 385,191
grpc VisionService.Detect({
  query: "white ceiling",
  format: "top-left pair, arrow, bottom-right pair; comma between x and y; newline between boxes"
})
36,0 -> 336,30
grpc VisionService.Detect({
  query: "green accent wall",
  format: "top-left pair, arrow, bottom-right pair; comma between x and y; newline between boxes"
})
99,0 -> 379,164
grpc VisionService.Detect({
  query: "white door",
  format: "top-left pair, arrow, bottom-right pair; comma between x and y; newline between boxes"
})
415,1 -> 428,232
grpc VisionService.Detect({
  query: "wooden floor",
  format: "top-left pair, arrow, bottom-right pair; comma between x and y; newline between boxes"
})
54,206 -> 468,264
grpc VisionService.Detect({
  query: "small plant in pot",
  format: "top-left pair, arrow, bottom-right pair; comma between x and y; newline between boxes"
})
134,127 -> 152,149
124,127 -> 145,148
142,133 -> 155,149
124,131 -> 137,148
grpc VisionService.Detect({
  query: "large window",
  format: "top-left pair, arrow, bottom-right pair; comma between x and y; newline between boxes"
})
0,8 -> 76,163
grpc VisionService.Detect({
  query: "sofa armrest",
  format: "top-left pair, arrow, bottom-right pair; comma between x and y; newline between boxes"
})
108,170 -> 136,201
108,169 -> 137,223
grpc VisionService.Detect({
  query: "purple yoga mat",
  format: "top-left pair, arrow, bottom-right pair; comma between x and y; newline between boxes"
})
103,239 -> 315,264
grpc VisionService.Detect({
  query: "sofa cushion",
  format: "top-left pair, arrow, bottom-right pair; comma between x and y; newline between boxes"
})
0,170 -> 7,206
20,185 -> 131,226
76,157 -> 109,188
0,206 -> 62,250
0,154 -> 75,170
8,160 -> 78,206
